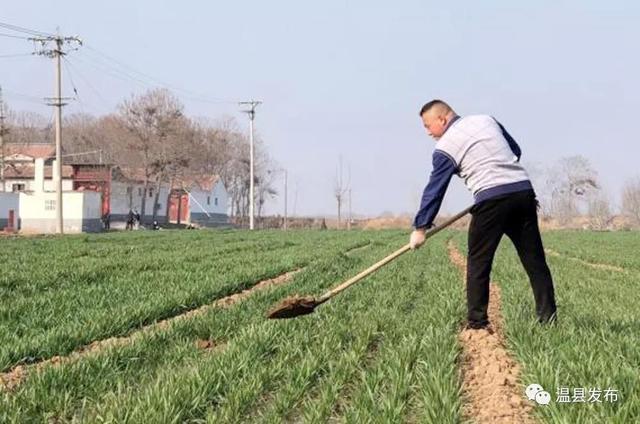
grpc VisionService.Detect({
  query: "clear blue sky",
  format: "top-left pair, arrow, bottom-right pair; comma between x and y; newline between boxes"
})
2,1 -> 639,217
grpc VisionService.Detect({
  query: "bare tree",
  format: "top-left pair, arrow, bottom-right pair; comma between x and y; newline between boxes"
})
587,191 -> 613,231
622,177 -> 640,227
254,146 -> 276,220
190,117 -> 236,177
545,156 -> 599,224
333,157 -> 350,230
193,119 -> 277,225
116,88 -> 185,222
62,113 -> 118,164
5,109 -> 52,144
4,93 -> 279,227
523,161 -> 552,216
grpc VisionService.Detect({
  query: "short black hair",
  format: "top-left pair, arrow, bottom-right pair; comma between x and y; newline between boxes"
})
419,99 -> 451,116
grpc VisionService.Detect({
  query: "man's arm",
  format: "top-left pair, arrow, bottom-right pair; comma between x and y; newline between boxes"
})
494,119 -> 522,161
413,150 -> 457,230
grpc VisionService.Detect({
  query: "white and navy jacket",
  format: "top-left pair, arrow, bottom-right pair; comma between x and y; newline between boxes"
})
413,114 -> 533,229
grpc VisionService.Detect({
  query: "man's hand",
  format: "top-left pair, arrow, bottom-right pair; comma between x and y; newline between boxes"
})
409,229 -> 426,250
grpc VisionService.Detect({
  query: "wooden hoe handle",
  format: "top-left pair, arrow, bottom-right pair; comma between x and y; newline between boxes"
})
317,206 -> 472,304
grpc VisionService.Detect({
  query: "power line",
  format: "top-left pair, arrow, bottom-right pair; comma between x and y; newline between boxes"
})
84,45 -> 177,88
74,52 -> 239,106
61,57 -> 80,99
0,32 -> 29,40
2,88 -> 45,104
0,21 -> 55,38
82,44 -> 238,104
0,53 -> 34,58
71,52 -> 158,89
70,53 -> 164,108
62,57 -> 112,109
61,56 -> 84,115
60,58 -> 104,116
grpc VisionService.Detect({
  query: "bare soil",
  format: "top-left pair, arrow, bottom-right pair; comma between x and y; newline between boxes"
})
545,248 -> 624,272
448,241 -> 536,424
0,269 -> 301,392
195,339 -> 224,352
266,295 -> 317,319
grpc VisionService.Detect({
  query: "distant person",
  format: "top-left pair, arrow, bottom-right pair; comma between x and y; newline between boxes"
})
126,209 -> 135,231
102,212 -> 111,230
134,209 -> 141,230
409,100 -> 557,330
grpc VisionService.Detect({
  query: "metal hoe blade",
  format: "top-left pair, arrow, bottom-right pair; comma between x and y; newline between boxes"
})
266,206 -> 473,320
266,295 -> 319,319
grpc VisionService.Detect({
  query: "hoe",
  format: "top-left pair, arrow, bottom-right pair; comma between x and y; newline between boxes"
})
267,206 -> 472,319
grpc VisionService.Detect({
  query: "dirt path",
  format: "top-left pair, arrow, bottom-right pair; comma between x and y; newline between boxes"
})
545,248 -> 624,272
0,269 -> 301,392
447,240 -> 536,424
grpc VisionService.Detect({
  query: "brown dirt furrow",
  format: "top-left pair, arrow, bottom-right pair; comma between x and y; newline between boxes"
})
0,268 -> 301,392
545,248 -> 624,272
447,240 -> 535,424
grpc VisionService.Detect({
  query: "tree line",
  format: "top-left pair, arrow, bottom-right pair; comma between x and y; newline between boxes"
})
4,91 -> 640,229
530,155 -> 640,230
2,88 -> 280,223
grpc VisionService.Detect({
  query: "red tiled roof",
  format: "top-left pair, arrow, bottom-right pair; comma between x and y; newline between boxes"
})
112,167 -> 150,183
175,175 -> 220,192
3,143 -> 56,159
2,164 -> 74,179
113,167 -> 220,192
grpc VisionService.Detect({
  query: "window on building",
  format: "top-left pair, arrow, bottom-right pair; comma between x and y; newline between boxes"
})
138,188 -> 143,196
207,196 -> 211,205
45,199 -> 56,211
12,183 -> 26,192
126,186 -> 133,195
149,189 -> 154,198
215,197 -> 218,206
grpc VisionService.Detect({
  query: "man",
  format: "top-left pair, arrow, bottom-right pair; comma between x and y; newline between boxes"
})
102,211 -> 111,230
126,209 -> 135,231
134,209 -> 141,230
409,100 -> 557,329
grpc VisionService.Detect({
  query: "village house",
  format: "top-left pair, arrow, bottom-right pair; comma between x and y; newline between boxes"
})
110,168 -> 229,227
1,142 -> 230,232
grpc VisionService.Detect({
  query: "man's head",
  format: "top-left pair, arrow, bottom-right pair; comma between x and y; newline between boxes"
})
419,100 -> 456,140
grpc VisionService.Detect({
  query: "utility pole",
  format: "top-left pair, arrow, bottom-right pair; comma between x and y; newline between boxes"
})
0,86 -> 6,192
239,100 -> 261,230
348,188 -> 352,231
283,169 -> 288,231
30,32 -> 82,234
293,181 -> 298,217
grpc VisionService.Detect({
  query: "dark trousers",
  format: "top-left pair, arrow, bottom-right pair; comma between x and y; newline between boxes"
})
467,189 -> 557,325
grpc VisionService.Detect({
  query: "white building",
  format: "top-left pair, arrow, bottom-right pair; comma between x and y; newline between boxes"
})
0,192 -> 18,230
1,143 -> 229,230
173,175 -> 229,226
2,143 -> 73,192
0,158 -> 102,233
110,168 -> 229,227
110,167 -> 171,223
